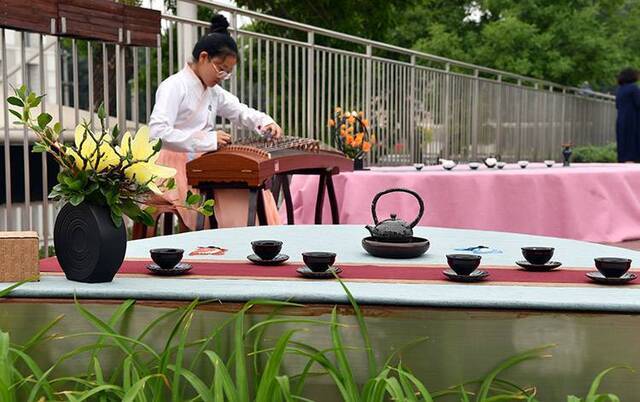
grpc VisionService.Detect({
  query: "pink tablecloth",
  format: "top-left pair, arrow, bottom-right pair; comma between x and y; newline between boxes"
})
280,163 -> 640,243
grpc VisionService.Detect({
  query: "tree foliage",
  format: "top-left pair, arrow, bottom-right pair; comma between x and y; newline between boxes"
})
232,0 -> 640,90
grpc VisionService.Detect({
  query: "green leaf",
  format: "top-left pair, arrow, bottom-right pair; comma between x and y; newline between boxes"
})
138,210 -> 155,227
111,210 -> 123,227
37,113 -> 53,129
64,176 -> 84,191
32,143 -> 47,153
30,95 -> 42,108
8,109 -> 22,122
97,103 -> 106,120
152,138 -> 162,153
53,122 -> 62,135
86,182 -> 100,194
166,178 -> 176,190
7,96 -> 23,107
70,194 -> 85,206
187,192 -> 202,206
111,124 -> 120,139
144,206 -> 157,215
27,91 -> 37,106
586,366 -> 632,400
17,85 -> 26,100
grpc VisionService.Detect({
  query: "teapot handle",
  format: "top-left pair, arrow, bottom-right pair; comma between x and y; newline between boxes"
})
371,188 -> 425,228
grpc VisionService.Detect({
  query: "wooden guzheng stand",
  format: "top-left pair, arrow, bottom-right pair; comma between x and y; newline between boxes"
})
186,136 -> 354,228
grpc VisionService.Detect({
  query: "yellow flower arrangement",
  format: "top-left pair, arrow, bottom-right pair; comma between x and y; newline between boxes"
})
7,86 -> 212,227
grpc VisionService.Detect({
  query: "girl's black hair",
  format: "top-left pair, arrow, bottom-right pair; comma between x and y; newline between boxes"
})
617,68 -> 639,85
191,14 -> 239,61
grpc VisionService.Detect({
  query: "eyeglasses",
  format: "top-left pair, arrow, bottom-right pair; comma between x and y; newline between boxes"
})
210,62 -> 232,81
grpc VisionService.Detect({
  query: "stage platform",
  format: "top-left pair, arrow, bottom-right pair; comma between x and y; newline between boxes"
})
14,225 -> 640,312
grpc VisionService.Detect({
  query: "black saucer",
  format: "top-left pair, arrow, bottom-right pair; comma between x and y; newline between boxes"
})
361,236 -> 430,259
247,254 -> 290,266
516,260 -> 562,272
586,271 -> 637,285
146,262 -> 192,276
296,266 -> 342,279
442,269 -> 489,282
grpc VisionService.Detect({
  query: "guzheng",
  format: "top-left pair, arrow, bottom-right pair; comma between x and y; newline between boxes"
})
186,135 -> 353,187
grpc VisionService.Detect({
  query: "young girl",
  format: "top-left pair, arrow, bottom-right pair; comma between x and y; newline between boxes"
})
149,14 -> 282,229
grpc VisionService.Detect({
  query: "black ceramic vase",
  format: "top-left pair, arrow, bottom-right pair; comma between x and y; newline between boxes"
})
54,202 -> 127,283
353,158 -> 364,170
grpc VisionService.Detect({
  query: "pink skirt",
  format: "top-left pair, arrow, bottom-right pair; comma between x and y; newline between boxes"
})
154,150 -> 282,230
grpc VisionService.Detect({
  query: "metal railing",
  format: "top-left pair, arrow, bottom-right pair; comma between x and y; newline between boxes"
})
0,0 -> 617,247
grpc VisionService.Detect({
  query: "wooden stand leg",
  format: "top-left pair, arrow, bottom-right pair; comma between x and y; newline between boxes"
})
314,173 -> 327,224
326,174 -> 340,224
257,189 -> 268,225
271,175 -> 282,205
132,222 -> 146,240
163,212 -> 174,235
281,174 -> 294,225
247,188 -> 258,226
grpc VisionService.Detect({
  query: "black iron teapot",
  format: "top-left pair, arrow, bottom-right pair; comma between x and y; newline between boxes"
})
365,188 -> 425,243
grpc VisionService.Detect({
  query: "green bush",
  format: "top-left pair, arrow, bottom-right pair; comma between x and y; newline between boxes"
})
571,143 -> 618,163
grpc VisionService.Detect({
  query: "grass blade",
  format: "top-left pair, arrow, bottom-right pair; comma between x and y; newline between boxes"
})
337,278 -> 377,377
586,366 -> 632,401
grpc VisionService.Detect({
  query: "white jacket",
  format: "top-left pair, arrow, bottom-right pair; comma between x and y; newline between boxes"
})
149,65 -> 274,153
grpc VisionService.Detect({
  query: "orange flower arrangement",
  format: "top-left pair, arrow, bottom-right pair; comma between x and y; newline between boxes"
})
328,107 -> 373,160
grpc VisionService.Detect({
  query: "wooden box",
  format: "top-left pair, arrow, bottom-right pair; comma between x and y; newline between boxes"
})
0,0 -> 57,35
0,231 -> 39,282
58,0 -> 123,43
123,4 -> 160,47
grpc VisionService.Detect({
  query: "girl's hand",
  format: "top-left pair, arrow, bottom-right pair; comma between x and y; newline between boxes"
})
216,130 -> 232,147
261,123 -> 283,139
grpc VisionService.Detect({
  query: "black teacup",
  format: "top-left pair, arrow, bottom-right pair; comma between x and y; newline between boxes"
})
594,257 -> 631,278
251,240 -> 283,260
150,248 -> 184,269
302,252 -> 336,272
521,247 -> 554,265
446,254 -> 481,275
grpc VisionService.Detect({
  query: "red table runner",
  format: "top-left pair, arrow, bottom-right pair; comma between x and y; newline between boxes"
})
39,257 -> 633,286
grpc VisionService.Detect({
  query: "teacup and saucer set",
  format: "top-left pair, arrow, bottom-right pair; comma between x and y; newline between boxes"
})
147,248 -> 192,275
515,247 -> 562,271
297,252 -> 341,279
586,258 -> 636,285
247,240 -> 289,265
442,254 -> 489,282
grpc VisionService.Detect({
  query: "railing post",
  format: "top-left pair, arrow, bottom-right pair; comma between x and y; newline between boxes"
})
410,55 -> 417,162
561,88 -> 567,145
516,79 -> 523,160
533,83 -> 539,161
116,42 -> 126,132
471,69 -> 479,159
1,29 -> 12,230
365,44 -> 372,164
306,31 -> 314,138
549,85 -> 554,159
495,74 -> 502,158
443,63 -> 451,159
231,11 -> 238,137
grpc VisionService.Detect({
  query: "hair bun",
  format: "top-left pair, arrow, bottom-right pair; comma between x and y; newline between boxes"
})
210,14 -> 230,34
